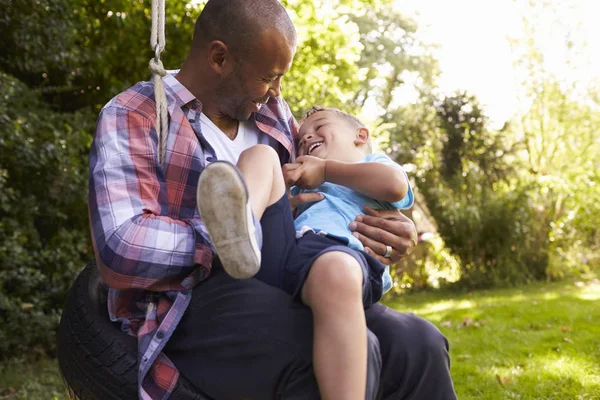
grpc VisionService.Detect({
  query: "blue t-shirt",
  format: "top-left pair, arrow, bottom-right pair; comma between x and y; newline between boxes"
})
293,153 -> 414,294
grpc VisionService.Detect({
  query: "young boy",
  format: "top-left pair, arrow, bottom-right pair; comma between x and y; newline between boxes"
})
197,106 -> 413,400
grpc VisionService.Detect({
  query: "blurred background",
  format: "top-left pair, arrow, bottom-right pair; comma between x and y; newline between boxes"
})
0,0 -> 598,398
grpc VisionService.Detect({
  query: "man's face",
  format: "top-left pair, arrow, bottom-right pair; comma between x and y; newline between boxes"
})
218,29 -> 295,121
297,111 -> 359,161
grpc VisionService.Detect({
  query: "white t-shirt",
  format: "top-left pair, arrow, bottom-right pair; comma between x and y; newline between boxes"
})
199,113 -> 278,163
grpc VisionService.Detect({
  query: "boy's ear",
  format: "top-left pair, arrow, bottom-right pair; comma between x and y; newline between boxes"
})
354,127 -> 370,147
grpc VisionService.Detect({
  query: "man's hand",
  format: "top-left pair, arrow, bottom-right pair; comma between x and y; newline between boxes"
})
349,206 -> 417,265
282,156 -> 326,189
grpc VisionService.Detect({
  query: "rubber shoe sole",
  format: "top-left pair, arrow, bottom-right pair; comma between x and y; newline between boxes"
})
196,161 -> 261,279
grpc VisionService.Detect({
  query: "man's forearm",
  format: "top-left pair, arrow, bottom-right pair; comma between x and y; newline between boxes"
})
325,160 -> 408,202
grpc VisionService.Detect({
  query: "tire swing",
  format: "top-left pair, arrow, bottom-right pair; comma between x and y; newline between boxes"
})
56,1 -> 207,398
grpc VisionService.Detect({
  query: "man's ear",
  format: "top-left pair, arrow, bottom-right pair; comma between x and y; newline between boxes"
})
354,127 -> 370,147
207,40 -> 231,75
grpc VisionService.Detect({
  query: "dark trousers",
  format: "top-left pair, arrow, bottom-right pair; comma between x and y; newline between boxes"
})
164,263 -> 457,399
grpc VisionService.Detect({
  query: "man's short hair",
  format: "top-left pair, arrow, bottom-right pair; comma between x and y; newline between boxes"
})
300,105 -> 372,153
193,0 -> 296,60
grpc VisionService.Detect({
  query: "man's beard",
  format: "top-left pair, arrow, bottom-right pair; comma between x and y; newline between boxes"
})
216,70 -> 253,121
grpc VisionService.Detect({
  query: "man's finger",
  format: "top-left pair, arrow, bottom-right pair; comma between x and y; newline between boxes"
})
364,246 -> 393,265
351,225 -> 411,263
290,192 -> 324,209
363,205 -> 402,218
355,214 -> 414,238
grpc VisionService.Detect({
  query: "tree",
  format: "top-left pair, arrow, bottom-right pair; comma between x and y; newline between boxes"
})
508,0 -> 600,277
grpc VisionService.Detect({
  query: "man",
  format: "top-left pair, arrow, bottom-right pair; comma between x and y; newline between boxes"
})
88,0 -> 457,399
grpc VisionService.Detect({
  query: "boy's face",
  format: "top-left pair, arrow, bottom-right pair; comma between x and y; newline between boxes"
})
297,111 -> 365,161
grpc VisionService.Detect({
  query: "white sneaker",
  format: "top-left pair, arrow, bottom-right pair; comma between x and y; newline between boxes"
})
196,161 -> 262,279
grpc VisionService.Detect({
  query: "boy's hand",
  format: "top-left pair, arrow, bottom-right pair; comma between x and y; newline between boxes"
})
283,156 -> 326,189
287,189 -> 324,210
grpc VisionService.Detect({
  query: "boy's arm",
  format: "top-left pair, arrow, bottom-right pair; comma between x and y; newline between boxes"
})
283,155 -> 408,203
325,160 -> 408,203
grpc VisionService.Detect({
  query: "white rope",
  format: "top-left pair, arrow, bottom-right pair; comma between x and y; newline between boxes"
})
149,0 -> 168,167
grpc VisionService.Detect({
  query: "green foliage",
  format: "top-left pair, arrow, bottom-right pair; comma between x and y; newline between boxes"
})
0,357 -> 67,399
0,0 -> 201,112
424,180 -> 551,287
282,0 -> 364,116
0,72 -> 93,358
394,87 -> 599,289
389,234 -> 460,292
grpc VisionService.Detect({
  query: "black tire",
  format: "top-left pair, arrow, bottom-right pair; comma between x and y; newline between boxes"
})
57,262 -> 209,400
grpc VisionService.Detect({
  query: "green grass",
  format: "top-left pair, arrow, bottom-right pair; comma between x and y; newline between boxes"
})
385,278 -> 600,400
0,357 -> 67,400
2,278 -> 599,400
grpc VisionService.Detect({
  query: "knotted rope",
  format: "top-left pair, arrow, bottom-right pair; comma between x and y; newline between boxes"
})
149,0 -> 168,166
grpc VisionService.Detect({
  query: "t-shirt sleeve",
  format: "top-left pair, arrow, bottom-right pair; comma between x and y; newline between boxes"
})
363,153 -> 414,210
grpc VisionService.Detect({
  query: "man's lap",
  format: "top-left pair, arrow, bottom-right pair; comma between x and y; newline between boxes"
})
164,263 -> 320,399
164,262 -> 455,399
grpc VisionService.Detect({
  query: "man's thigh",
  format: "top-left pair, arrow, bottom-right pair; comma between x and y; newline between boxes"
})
366,303 -> 457,400
164,264 -> 320,400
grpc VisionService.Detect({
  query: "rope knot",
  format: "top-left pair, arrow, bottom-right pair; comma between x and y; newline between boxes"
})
149,58 -> 167,77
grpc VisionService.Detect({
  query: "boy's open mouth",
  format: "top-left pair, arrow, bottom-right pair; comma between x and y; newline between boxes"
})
308,141 -> 324,155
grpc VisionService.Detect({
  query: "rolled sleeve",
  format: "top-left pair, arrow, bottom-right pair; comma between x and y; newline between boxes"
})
89,107 -> 212,291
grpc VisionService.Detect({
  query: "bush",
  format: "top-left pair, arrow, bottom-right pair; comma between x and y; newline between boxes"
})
0,72 -> 92,358
389,233 -> 461,293
407,92 -> 564,289
423,178 -> 553,288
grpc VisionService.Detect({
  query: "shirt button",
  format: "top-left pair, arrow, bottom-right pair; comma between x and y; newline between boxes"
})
206,157 -> 215,163
156,330 -> 165,339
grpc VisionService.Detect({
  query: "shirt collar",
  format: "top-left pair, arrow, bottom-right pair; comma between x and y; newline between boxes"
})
163,71 -> 200,115
161,70 -> 293,156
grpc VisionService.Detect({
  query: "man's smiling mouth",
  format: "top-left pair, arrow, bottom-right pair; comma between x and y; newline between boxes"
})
308,141 -> 324,155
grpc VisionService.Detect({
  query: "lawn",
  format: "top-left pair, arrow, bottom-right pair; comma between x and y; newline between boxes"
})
385,277 -> 600,400
2,277 -> 599,400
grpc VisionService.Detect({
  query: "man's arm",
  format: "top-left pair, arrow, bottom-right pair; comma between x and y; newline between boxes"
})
89,107 -> 213,291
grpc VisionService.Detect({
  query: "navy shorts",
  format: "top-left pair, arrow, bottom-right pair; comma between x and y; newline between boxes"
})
254,193 -> 385,308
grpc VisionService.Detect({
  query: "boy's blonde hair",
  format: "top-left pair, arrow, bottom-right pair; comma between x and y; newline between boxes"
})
300,105 -> 372,153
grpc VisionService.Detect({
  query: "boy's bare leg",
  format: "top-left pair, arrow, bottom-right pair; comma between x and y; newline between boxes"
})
302,251 -> 367,400
237,144 -> 286,219
196,145 -> 284,279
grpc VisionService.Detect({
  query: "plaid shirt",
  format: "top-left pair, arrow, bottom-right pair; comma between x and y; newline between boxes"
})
89,73 -> 298,399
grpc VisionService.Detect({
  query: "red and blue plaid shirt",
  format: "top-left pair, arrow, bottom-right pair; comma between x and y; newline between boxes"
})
89,73 -> 298,399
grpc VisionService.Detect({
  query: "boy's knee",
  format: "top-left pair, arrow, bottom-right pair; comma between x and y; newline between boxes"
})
239,144 -> 279,164
305,252 -> 363,304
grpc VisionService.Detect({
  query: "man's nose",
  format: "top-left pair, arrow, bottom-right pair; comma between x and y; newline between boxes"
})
268,78 -> 282,97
